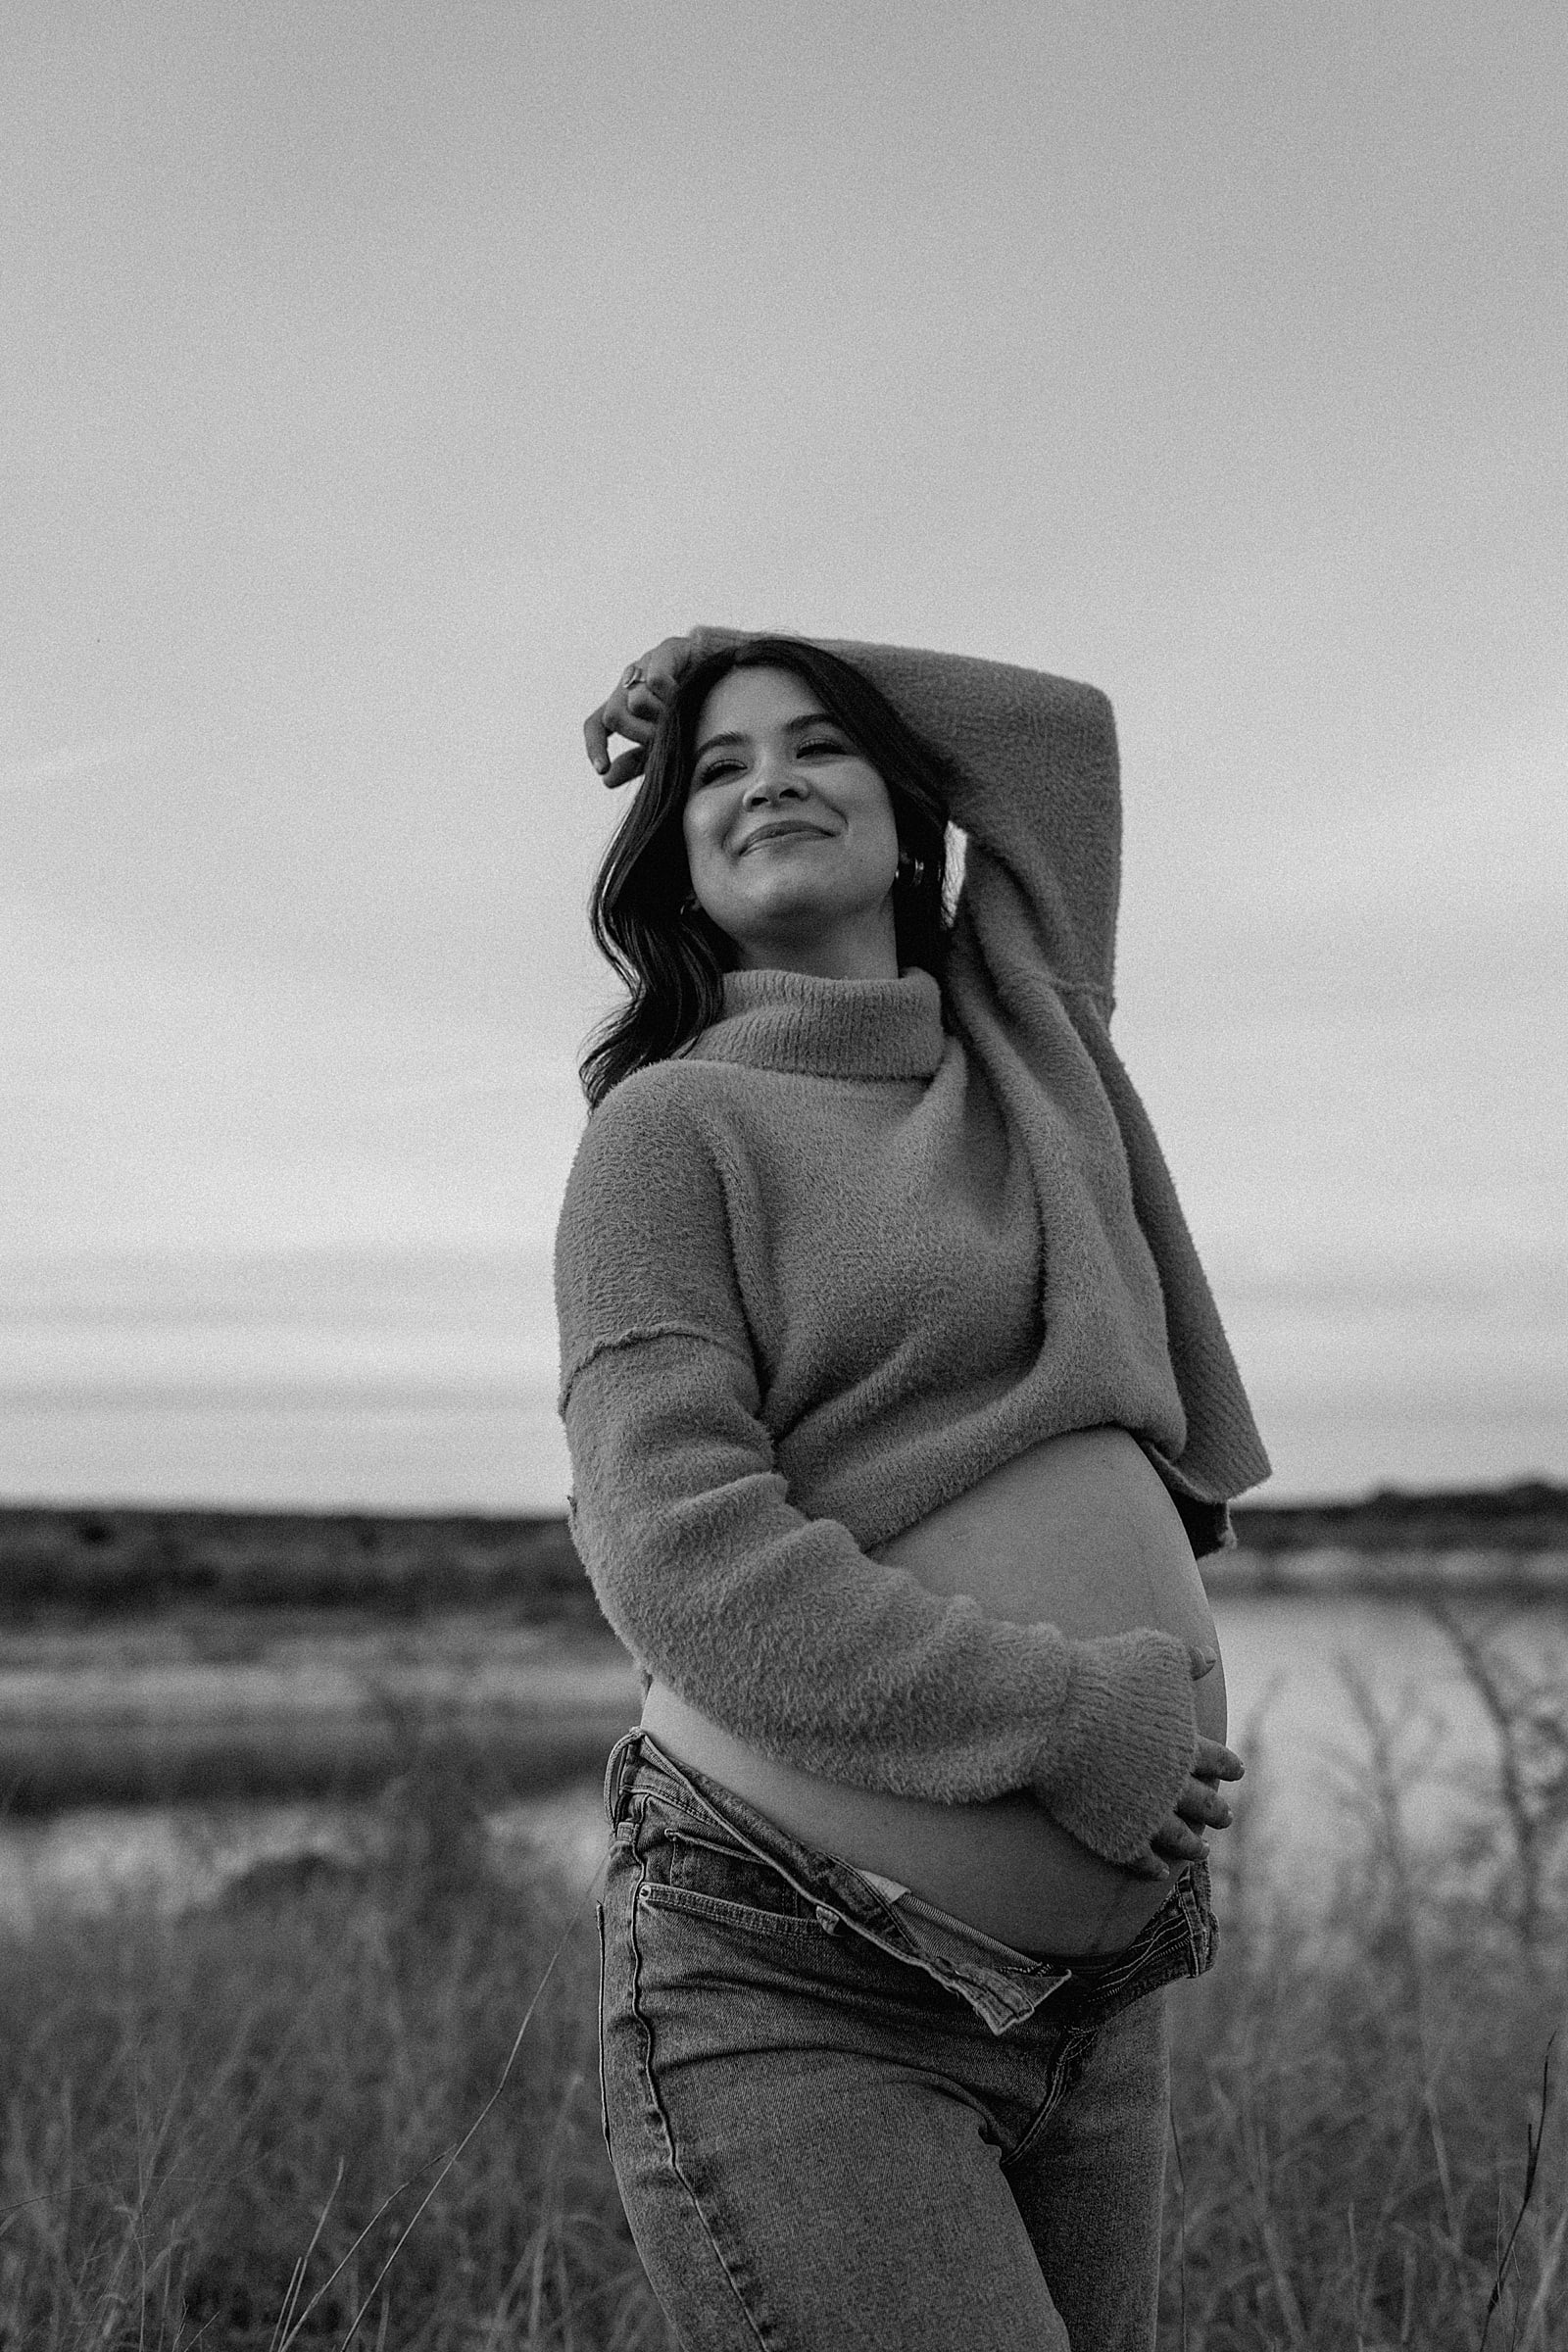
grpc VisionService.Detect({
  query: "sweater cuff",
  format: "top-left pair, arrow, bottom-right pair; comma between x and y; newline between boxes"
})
1031,1629 -> 1198,1866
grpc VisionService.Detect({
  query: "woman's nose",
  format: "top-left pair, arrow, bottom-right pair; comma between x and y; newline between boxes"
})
743,761 -> 806,805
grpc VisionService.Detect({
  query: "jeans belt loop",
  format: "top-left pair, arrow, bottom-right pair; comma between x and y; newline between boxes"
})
603,1726 -> 644,1827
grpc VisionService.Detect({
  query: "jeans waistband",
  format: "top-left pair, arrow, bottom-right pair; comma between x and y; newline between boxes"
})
605,1727 -> 1214,2037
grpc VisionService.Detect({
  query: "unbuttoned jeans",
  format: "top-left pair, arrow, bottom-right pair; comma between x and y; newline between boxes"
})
598,1730 -> 1216,2351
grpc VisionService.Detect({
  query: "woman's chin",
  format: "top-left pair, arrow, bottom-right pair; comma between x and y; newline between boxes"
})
722,892 -> 892,964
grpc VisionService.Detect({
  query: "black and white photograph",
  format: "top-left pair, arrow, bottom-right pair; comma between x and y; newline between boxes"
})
3,5 -> 1564,2345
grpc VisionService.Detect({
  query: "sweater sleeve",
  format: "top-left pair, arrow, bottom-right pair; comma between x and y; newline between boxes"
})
554,1084 -> 1200,1865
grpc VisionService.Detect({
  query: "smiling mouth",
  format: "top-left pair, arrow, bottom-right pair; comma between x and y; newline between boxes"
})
740,823 -> 830,853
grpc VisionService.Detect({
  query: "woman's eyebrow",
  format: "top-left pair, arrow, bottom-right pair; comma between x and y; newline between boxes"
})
694,712 -> 835,760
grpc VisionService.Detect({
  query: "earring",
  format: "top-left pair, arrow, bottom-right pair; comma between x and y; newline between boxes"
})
680,892 -> 700,916
897,852 -> 927,887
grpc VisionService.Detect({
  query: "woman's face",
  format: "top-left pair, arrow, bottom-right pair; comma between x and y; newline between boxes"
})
681,666 -> 902,980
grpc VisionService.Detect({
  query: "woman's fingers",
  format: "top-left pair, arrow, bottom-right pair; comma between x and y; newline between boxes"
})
605,697 -> 660,747
1193,1737 -> 1245,1784
1123,1811 -> 1207,1879
602,743 -> 650,790
1127,1741 -> 1245,1877
1175,1776 -> 1233,1832
583,644 -> 687,783
583,696 -> 659,787
1149,1813 -> 1207,1865
583,704 -> 613,775
583,719 -> 647,789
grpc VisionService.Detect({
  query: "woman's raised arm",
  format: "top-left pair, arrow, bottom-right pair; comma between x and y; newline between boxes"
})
810,639 -> 1123,1012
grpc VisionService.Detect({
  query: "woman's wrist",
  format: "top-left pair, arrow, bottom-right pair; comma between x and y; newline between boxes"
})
1033,1627 -> 1198,1866
685,623 -> 748,659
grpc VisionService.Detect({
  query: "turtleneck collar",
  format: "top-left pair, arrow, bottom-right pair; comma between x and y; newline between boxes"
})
689,965 -> 947,1081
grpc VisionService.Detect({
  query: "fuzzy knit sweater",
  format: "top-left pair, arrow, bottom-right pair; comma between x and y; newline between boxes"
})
554,637 -> 1271,1866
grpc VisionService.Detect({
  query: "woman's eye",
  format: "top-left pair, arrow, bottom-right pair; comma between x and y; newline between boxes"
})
693,736 -> 845,788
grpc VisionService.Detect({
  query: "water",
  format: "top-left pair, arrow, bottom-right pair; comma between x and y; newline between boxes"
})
1210,1592 -> 1561,1895
0,1785 -> 612,1936
3,1593 -> 1561,1931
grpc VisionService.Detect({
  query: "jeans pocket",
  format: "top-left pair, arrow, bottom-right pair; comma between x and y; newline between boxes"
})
636,1812 -> 819,1936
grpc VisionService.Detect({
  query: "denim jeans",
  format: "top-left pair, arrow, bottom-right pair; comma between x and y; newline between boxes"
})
598,1730 -> 1216,2351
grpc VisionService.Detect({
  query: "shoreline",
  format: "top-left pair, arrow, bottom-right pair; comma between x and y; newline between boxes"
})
3,1479 -> 1566,1625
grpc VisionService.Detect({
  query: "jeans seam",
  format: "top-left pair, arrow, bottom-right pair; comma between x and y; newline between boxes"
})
595,1903 -> 613,2162
1000,2023 -> 1099,2172
625,1840 -> 774,2352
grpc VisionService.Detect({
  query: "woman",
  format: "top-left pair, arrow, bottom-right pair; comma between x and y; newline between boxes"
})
556,628 -> 1270,2351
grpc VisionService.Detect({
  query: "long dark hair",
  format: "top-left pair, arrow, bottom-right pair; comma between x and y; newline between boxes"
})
578,638 -> 954,1109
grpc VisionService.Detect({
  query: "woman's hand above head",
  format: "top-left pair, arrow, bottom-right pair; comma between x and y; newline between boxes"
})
584,628 -> 742,788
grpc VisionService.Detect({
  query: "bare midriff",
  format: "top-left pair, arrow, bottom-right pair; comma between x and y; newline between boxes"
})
640,1426 -> 1226,1956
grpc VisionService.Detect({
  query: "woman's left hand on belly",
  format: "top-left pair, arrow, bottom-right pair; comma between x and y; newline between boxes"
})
1123,1732 -> 1245,1881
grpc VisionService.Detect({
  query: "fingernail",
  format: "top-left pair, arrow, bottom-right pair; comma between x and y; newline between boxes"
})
592,756 -> 609,775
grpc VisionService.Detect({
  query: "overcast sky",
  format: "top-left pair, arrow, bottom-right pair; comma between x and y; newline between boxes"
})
3,0 -> 1563,1510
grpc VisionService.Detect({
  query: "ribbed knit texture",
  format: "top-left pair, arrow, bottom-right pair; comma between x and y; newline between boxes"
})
554,638 -> 1271,1865
698,965 -> 946,1082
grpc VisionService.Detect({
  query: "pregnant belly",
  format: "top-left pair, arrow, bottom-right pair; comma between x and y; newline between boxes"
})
641,1428 -> 1226,1956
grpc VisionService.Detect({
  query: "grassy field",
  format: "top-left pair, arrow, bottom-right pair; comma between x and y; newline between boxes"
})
5,1503 -> 1565,2344
3,1731 -> 1564,2352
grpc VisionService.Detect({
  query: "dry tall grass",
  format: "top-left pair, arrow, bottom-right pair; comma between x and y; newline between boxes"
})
3,1674 -> 1564,2351
1,1767 -> 661,2352
1170,1842 -> 1563,2347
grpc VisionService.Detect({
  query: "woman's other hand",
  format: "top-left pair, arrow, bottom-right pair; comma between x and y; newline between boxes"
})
1124,1730 -> 1244,1880
584,632 -> 720,788
1124,1647 -> 1241,1879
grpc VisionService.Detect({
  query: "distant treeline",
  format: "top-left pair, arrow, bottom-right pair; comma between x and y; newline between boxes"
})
0,1506 -> 595,1625
2,1479 -> 1566,1623
1230,1478 -> 1568,1555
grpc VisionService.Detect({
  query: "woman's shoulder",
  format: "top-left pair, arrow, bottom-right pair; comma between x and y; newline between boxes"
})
580,1052 -> 732,1145
560,1056 -> 731,1226
554,1056 -> 748,1355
